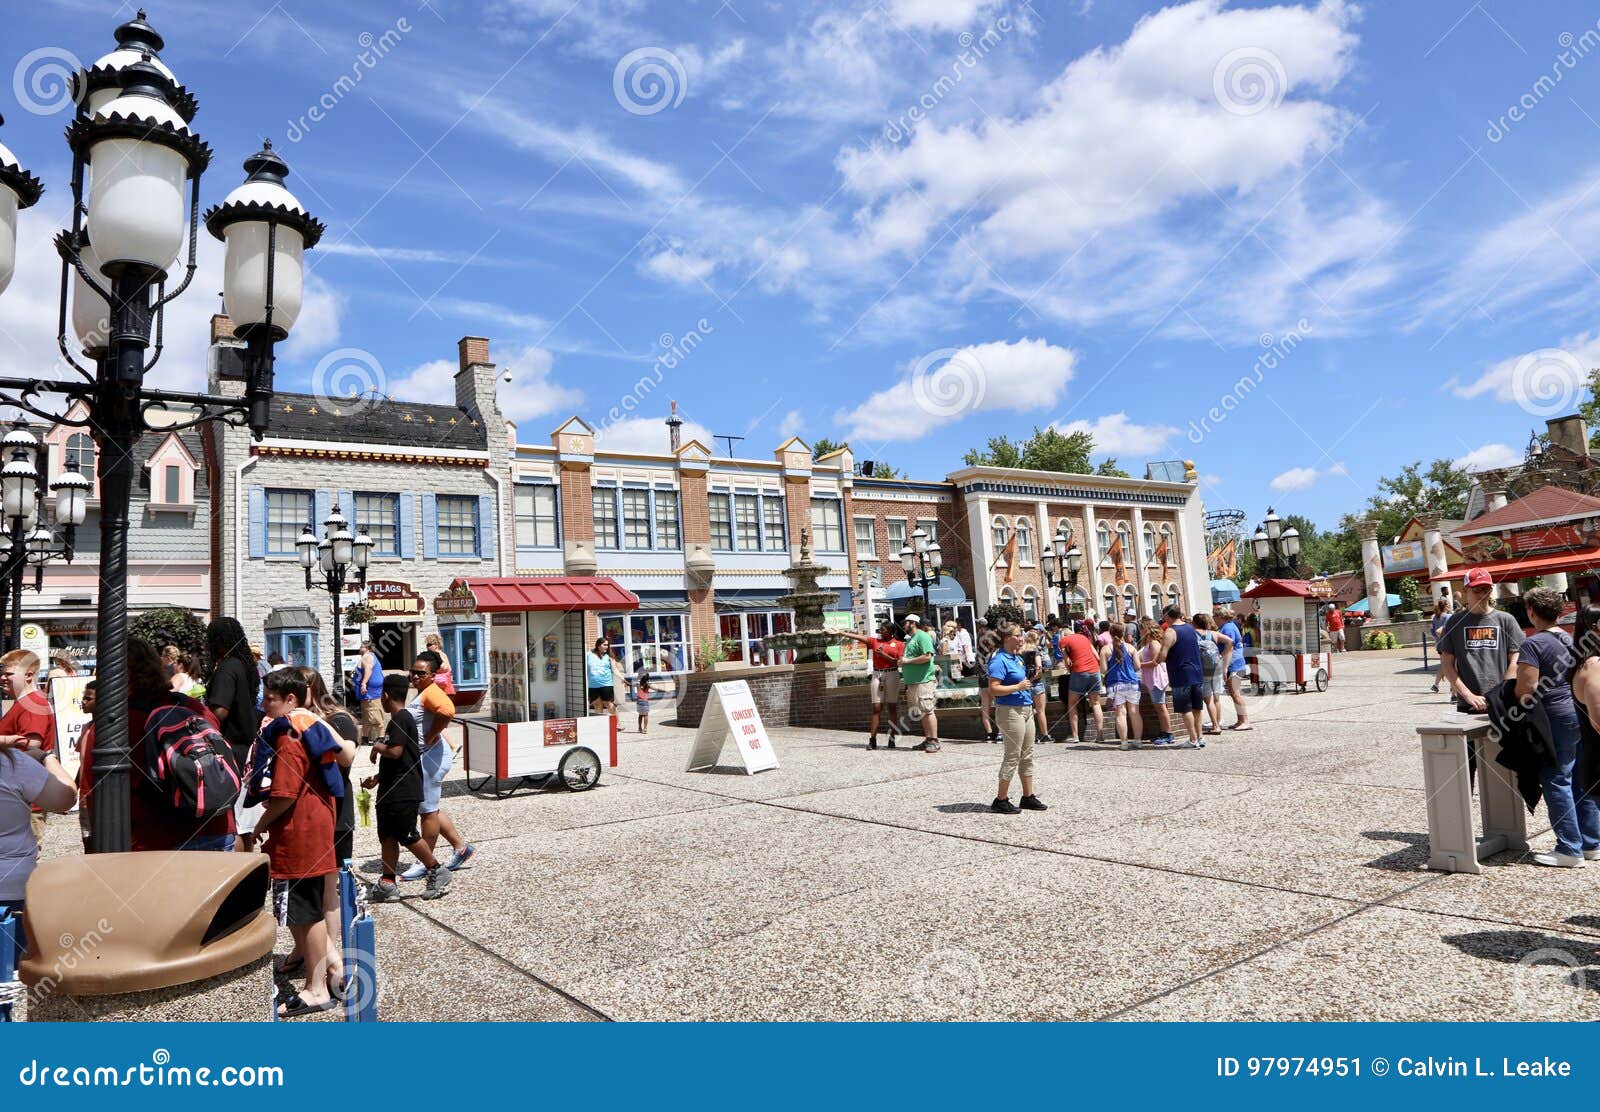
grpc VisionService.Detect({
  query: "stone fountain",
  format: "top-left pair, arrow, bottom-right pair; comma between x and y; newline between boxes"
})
764,529 -> 846,665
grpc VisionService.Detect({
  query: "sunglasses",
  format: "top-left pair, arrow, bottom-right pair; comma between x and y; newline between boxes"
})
410,668 -> 432,676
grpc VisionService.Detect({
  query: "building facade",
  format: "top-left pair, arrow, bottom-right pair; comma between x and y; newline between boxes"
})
207,321 -> 511,700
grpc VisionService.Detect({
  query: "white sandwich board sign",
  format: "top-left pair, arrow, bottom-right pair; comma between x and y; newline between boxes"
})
686,680 -> 779,775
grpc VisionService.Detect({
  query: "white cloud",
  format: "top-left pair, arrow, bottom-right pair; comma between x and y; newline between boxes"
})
837,338 -> 1077,442
1270,462 -> 1345,491
595,414 -> 715,455
1445,330 -> 1600,407
389,344 -> 580,425
888,0 -> 1001,30
779,409 -> 806,439
1056,412 -> 1180,457
641,248 -> 716,287
1455,443 -> 1522,472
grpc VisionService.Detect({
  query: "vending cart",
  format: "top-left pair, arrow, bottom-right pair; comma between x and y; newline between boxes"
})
443,576 -> 639,795
1240,578 -> 1331,694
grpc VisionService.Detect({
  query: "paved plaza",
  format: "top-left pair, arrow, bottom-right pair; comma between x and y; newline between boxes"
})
43,650 -> 1600,1021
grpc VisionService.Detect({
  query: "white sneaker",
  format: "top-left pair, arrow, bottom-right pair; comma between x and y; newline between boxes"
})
399,862 -> 428,881
1585,849 -> 1600,861
1532,851 -> 1584,868
1120,737 -> 1133,750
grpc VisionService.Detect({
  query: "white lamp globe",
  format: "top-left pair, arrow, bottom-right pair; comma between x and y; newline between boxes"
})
78,11 -> 191,119
205,141 -> 322,340
77,58 -> 209,278
0,116 -> 44,299
70,233 -> 112,356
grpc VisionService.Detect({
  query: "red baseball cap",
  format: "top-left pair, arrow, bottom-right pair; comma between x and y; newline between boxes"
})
1463,568 -> 1493,588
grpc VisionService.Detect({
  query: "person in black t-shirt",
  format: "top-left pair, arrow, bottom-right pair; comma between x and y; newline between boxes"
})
205,618 -> 260,768
363,675 -> 451,901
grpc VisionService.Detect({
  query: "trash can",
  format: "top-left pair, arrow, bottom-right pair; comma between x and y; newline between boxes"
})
19,851 -> 275,1022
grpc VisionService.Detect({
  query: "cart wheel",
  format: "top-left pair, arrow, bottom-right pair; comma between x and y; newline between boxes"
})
1314,668 -> 1328,693
558,748 -> 602,792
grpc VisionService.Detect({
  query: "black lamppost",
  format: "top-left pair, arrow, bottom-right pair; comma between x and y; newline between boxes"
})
1040,527 -> 1082,617
1251,507 -> 1301,579
0,420 -> 90,651
0,12 -> 323,854
297,508 -> 371,697
899,526 -> 942,615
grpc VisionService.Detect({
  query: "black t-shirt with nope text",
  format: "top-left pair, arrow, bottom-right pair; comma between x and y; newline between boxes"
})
377,710 -> 424,806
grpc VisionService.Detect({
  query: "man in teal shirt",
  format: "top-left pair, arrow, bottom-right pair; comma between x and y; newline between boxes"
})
899,614 -> 941,753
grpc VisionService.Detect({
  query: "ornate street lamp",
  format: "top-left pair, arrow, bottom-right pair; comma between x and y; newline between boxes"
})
1041,526 -> 1081,616
301,508 -> 372,696
1253,507 -> 1300,579
0,420 -> 87,649
899,526 -> 942,615
0,12 -> 323,854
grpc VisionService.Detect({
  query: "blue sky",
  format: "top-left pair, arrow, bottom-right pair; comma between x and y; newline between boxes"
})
5,0 -> 1600,532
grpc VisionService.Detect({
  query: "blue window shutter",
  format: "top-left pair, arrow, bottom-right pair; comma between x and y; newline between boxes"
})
398,494 -> 416,559
248,487 -> 267,558
477,492 -> 496,560
339,489 -> 355,525
422,493 -> 438,559
314,489 -> 332,531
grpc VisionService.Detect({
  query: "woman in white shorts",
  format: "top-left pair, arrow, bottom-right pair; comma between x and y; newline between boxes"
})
1104,621 -> 1143,749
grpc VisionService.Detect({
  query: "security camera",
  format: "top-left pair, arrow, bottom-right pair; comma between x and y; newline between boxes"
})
502,371 -> 513,383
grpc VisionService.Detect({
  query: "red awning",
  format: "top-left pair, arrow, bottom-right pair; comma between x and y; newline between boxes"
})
1241,578 -> 1316,599
1430,546 -> 1600,584
449,576 -> 639,613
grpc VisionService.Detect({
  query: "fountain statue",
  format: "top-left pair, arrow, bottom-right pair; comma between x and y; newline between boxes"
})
764,529 -> 846,665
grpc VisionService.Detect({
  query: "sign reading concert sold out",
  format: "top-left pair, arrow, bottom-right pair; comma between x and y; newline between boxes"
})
686,680 -> 779,775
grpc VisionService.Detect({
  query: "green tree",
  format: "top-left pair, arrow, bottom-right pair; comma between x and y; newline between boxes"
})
860,459 -> 899,479
129,606 -> 208,664
1316,457 -> 1474,575
1581,367 -> 1600,450
963,434 -> 1023,468
1094,457 -> 1131,478
810,437 -> 846,461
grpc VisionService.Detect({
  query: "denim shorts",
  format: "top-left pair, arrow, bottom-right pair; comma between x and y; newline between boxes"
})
1170,683 -> 1206,714
1144,686 -> 1166,705
420,740 -> 453,815
1067,672 -> 1103,696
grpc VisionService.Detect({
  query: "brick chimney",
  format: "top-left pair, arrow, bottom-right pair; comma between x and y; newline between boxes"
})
210,313 -> 237,344
454,336 -> 499,419
1547,413 -> 1590,459
666,399 -> 683,453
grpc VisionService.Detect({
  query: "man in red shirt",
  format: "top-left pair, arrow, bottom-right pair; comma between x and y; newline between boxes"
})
259,668 -> 341,1018
0,649 -> 57,845
840,621 -> 905,749
1057,627 -> 1107,744
1325,605 -> 1345,652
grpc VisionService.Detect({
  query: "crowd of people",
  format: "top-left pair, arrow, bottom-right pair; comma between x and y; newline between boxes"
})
0,617 -> 480,1019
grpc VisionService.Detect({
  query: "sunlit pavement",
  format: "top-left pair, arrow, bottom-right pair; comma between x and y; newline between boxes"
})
40,651 -> 1600,1020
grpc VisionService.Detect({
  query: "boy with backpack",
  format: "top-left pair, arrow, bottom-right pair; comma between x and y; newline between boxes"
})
254,667 -> 353,1019
363,675 -> 452,902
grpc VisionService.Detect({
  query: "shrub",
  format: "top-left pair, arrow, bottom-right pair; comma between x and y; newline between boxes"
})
129,606 -> 208,662
983,602 -> 1025,629
695,633 -> 733,670
1363,629 -> 1398,650
1397,576 -> 1421,613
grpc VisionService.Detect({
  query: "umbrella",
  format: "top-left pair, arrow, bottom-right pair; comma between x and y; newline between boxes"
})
1210,578 -> 1241,603
1346,594 -> 1401,613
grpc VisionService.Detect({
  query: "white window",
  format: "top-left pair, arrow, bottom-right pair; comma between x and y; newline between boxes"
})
436,494 -> 479,556
1167,584 -> 1182,610
854,518 -> 877,559
734,493 -> 761,552
592,487 -> 619,550
622,488 -> 653,550
1149,585 -> 1163,618
1123,585 -> 1138,618
266,489 -> 312,556
762,495 -> 786,550
1054,517 -> 1074,550
1143,523 -> 1157,566
1022,587 -> 1039,622
657,490 -> 682,550
356,492 -> 402,557
917,518 -> 938,544
992,517 -> 1009,555
1116,522 -> 1132,566
1000,586 -> 1016,608
163,465 -> 180,504
65,432 -> 95,475
1104,585 -> 1119,616
598,611 -> 690,674
810,497 -> 845,552
1097,521 -> 1112,567
1159,524 -> 1174,567
887,518 -> 908,557
710,495 -> 733,550
1015,518 -> 1035,566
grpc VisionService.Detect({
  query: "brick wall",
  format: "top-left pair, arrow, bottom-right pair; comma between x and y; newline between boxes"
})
847,491 -> 973,600
559,465 -> 595,542
680,469 -> 710,545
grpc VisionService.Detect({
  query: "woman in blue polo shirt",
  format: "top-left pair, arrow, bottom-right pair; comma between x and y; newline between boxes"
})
987,621 -> 1047,815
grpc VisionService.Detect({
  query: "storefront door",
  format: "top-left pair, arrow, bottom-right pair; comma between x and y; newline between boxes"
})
369,622 -> 415,672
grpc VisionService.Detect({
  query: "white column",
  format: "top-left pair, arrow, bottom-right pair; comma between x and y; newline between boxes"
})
968,493 -> 993,615
1131,506 -> 1151,615
1082,501 -> 1102,615
1036,499 -> 1054,615
1358,518 -> 1391,621
1421,512 -> 1450,603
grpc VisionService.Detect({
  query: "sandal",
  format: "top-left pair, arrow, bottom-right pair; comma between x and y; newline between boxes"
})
277,991 -> 337,1019
1227,724 -> 1254,731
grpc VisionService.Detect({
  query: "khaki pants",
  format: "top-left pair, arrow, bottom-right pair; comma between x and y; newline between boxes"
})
30,811 -> 46,847
998,704 -> 1036,782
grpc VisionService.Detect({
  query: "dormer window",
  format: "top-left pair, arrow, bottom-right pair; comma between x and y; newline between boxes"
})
145,432 -> 197,511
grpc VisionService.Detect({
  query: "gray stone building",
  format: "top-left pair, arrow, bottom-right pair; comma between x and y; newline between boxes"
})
205,317 -> 511,703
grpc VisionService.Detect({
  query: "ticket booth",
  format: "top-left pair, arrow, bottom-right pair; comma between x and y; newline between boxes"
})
444,576 -> 640,723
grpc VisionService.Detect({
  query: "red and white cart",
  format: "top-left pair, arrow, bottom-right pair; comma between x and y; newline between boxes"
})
1240,578 -> 1331,694
445,576 -> 639,797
